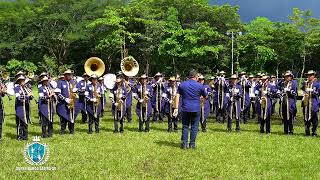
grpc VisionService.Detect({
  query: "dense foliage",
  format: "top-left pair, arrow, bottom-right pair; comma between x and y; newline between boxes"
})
0,0 -> 319,77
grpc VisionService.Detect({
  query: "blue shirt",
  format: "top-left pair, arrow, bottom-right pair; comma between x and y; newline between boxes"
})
177,79 -> 207,112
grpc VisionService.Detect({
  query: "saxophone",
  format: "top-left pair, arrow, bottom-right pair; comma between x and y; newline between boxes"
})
67,81 -> 77,110
140,83 -> 149,122
303,81 -> 313,121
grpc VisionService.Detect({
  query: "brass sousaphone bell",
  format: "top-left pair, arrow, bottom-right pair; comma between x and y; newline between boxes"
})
84,57 -> 105,77
120,56 -> 139,77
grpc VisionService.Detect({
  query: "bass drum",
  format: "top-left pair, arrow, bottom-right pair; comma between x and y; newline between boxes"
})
5,82 -> 15,96
104,73 -> 116,89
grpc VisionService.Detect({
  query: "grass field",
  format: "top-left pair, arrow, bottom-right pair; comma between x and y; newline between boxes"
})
1,92 -> 320,179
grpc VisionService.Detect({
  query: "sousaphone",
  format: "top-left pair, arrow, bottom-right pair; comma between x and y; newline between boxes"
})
120,56 -> 139,77
84,57 -> 105,77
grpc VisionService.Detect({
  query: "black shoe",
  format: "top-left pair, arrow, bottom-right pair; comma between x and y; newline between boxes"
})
120,130 -> 124,134
289,132 -> 294,135
88,131 -> 93,134
312,133 -> 317,137
167,128 -> 173,132
260,130 -> 265,134
113,130 -> 118,133
202,129 -> 207,133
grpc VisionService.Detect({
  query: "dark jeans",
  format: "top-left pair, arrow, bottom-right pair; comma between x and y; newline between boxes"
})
216,108 -> 226,123
125,106 -> 132,122
181,111 -> 200,147
41,114 -> 53,137
88,114 -> 100,133
304,111 -> 318,136
16,116 -> 28,140
61,118 -> 74,134
241,106 -> 249,123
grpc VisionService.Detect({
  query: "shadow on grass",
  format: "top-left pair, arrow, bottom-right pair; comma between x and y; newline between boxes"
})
154,140 -> 181,149
5,132 -> 17,140
126,126 -> 140,132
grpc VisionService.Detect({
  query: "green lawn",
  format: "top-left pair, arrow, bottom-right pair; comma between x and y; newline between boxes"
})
1,94 -> 320,179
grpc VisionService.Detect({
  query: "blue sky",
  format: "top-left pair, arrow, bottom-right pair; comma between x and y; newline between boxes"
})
210,0 -> 320,22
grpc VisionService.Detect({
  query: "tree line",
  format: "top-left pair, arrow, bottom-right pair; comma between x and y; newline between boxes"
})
0,0 -> 319,78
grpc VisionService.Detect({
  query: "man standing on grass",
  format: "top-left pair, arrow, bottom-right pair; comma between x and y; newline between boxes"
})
173,70 -> 207,149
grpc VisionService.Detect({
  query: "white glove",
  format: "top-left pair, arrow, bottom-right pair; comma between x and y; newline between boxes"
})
139,99 -> 144,103
234,89 -> 239,93
284,88 -> 290,92
169,100 -> 173,104
226,93 -> 230,97
173,109 -> 179,117
114,103 -> 118,107
306,88 -> 313,92
91,98 -> 97,102
263,91 -> 268,95
65,98 -> 71,104
230,97 -> 234,102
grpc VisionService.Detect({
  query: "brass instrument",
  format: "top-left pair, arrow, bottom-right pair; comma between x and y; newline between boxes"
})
84,57 -> 105,77
93,84 -> 100,118
1,72 -> 10,81
27,72 -> 35,79
67,82 -> 77,110
303,81 -> 313,121
170,82 -> 177,117
261,82 -> 268,120
116,86 -> 124,118
120,56 -> 139,77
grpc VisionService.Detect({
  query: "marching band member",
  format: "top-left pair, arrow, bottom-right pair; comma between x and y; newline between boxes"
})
163,76 -> 179,132
248,75 -> 257,120
239,72 -> 251,124
227,75 -> 243,132
76,73 -> 90,123
214,71 -> 229,123
98,77 -> 107,117
255,75 -> 277,134
254,73 -> 263,123
198,75 -> 211,132
124,76 -> 134,123
278,71 -> 297,135
151,72 -> 165,123
0,79 -> 7,141
14,75 -> 33,140
85,74 -> 102,134
55,69 -> 79,135
133,74 -> 153,132
38,76 -> 55,138
110,78 -> 127,133
37,72 -> 48,125
301,70 -> 320,136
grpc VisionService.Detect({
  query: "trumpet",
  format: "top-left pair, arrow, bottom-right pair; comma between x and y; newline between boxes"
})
170,82 -> 177,117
